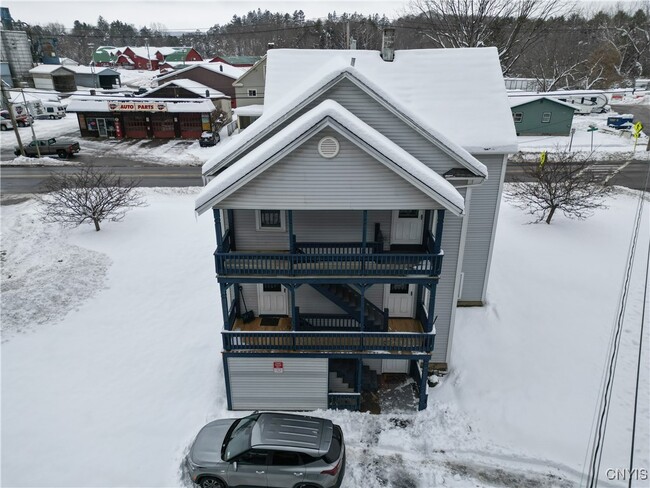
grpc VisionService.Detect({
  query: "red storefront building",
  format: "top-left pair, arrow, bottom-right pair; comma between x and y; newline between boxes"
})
66,97 -> 217,139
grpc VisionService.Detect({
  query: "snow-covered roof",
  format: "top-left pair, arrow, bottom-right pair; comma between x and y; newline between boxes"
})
509,95 -> 578,110
156,62 -> 246,83
66,96 -> 216,113
263,48 -> 517,154
195,100 -> 465,216
234,104 -> 264,116
66,66 -> 120,76
29,65 -> 75,75
144,79 -> 229,98
8,92 -> 47,104
202,62 -> 491,177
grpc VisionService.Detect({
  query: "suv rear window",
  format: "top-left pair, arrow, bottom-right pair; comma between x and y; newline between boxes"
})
323,425 -> 342,464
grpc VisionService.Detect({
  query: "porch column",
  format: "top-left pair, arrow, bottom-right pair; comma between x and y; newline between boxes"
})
213,208 -> 224,249
418,357 -> 430,411
356,358 -> 363,395
362,210 -> 368,249
422,210 -> 431,246
222,355 -> 233,410
234,284 -> 241,316
227,209 -> 236,250
433,209 -> 445,254
220,282 -> 230,330
426,282 -> 437,333
289,285 -> 298,331
359,284 -> 366,332
288,210 -> 295,253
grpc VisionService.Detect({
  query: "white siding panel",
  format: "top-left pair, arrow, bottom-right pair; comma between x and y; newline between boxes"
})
460,154 -> 505,302
220,129 -> 442,210
33,77 -> 54,90
228,357 -> 328,410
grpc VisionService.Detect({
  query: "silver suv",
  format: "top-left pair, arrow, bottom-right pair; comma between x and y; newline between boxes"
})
186,412 -> 346,488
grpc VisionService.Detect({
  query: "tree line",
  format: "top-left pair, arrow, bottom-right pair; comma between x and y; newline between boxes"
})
13,1 -> 650,90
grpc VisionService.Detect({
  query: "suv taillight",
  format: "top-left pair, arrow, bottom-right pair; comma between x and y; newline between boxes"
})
321,459 -> 341,476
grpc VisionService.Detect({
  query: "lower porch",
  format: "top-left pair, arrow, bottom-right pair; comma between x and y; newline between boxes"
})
223,353 -> 430,412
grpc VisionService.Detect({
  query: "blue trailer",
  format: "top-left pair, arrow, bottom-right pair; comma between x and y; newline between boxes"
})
607,114 -> 634,129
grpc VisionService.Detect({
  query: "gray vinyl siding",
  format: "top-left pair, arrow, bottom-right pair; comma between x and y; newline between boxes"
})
239,283 -> 260,315
234,60 -> 266,107
228,357 -> 328,410
220,128 -> 443,210
214,77 -> 472,178
460,154 -> 505,303
431,190 -> 465,363
231,209 -> 392,252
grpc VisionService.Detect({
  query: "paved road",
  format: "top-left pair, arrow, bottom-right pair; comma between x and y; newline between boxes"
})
1,165 -> 202,194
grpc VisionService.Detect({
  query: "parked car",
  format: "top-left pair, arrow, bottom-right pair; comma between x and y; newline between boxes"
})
0,114 -> 13,131
1,109 -> 33,127
186,412 -> 346,488
14,137 -> 81,158
199,131 -> 220,147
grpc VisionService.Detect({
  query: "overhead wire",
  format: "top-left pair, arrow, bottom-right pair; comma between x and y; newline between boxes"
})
583,138 -> 650,488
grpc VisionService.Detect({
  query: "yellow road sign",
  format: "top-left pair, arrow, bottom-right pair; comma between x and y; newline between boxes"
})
633,121 -> 643,134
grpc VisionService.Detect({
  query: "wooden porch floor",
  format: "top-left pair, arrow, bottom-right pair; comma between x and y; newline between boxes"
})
232,317 -> 424,333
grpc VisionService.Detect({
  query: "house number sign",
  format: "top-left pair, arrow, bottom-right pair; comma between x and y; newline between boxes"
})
273,361 -> 284,373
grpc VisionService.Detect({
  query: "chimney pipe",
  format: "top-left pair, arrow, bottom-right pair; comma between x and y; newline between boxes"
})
206,89 -> 210,97
381,27 -> 396,62
219,65 -> 223,72
350,57 -> 356,67
267,42 -> 275,51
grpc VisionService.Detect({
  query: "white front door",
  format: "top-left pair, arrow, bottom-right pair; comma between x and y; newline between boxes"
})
257,284 -> 288,315
390,210 -> 424,245
384,283 -> 415,317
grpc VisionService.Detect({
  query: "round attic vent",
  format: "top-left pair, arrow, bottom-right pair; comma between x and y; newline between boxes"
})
318,136 -> 340,158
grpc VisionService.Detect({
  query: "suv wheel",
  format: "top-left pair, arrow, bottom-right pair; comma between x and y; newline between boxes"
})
1,124 -> 7,131
199,477 -> 226,488
57,150 -> 68,159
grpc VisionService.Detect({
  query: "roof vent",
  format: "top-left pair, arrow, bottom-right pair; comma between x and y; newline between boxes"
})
318,137 -> 340,158
351,57 -> 356,67
219,65 -> 223,72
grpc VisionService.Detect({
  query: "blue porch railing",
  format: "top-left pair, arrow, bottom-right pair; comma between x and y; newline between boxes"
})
214,248 -> 442,277
296,241 -> 383,255
298,313 -> 360,331
222,330 -> 435,353
328,392 -> 361,410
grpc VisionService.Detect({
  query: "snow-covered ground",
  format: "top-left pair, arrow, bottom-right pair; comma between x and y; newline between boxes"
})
2,187 -> 648,487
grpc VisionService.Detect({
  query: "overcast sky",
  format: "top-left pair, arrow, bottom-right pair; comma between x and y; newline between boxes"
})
4,0 -> 410,31
3,0 -> 645,31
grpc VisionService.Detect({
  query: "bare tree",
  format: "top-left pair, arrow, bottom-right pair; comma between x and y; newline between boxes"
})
409,0 -> 564,74
35,167 -> 145,232
506,150 -> 612,224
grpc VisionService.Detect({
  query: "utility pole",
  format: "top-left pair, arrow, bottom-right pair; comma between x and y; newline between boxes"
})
1,80 -> 25,156
20,88 -> 40,157
346,21 -> 350,49
144,38 -> 152,70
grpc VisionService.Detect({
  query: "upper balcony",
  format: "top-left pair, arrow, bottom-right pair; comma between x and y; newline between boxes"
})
215,232 -> 443,279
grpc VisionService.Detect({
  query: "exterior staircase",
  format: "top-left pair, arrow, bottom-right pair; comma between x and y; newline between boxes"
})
329,359 -> 380,392
309,283 -> 388,332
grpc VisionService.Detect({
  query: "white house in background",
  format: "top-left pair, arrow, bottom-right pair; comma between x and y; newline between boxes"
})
195,41 -> 517,412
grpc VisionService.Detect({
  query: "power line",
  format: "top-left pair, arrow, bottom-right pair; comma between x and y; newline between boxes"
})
584,148 -> 650,487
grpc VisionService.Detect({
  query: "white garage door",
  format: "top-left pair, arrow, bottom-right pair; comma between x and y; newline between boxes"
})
228,357 -> 328,411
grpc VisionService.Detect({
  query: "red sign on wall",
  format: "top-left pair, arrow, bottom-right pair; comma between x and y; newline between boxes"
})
273,361 -> 284,373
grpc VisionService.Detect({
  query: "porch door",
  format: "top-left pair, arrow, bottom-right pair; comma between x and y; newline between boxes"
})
257,284 -> 288,315
97,118 -> 107,137
391,210 -> 424,244
384,283 -> 415,317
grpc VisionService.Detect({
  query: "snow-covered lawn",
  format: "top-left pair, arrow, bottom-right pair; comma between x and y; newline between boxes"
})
1,188 -> 648,487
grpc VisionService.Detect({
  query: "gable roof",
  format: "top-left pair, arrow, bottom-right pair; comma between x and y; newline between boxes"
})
202,67 -> 490,178
509,95 -> 578,110
263,48 -> 517,155
143,79 -> 229,98
195,100 -> 464,216
29,65 -> 75,75
232,55 -> 267,86
156,63 -> 247,84
211,55 -> 262,66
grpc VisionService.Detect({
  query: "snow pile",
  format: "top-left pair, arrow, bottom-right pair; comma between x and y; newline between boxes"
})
1,188 -> 648,487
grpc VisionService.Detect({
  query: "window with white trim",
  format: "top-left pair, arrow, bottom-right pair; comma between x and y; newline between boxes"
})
248,89 -> 257,97
541,112 -> 552,123
255,210 -> 286,231
513,112 -> 523,123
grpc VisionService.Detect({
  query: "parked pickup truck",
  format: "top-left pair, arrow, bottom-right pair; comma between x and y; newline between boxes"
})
14,137 -> 81,158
